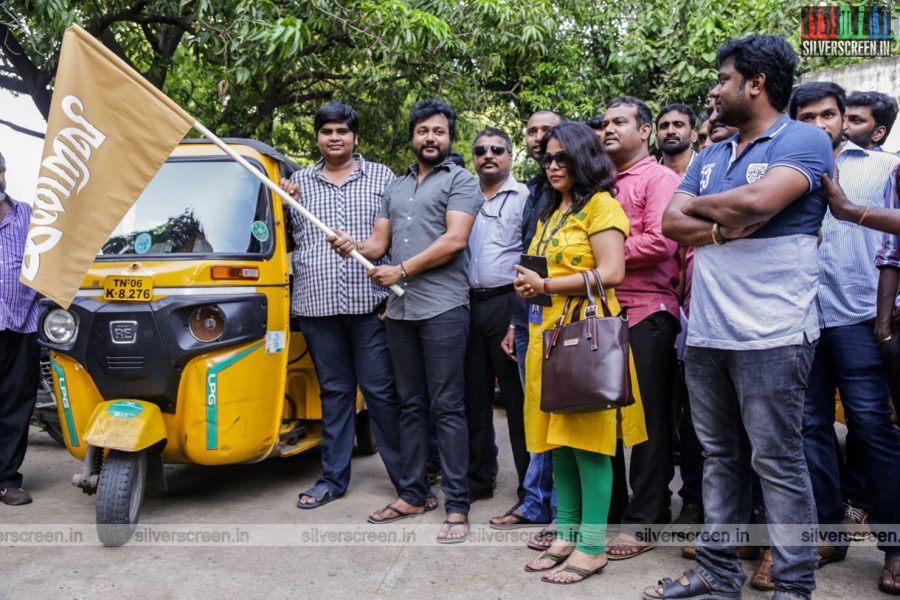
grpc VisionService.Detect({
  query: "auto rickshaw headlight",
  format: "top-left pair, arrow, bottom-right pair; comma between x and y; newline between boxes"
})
43,309 -> 77,344
189,307 -> 225,342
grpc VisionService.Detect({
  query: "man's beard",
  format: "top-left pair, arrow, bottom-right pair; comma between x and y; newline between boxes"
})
414,144 -> 449,166
660,138 -> 691,156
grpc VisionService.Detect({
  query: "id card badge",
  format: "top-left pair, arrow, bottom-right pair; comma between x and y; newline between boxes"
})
528,303 -> 543,324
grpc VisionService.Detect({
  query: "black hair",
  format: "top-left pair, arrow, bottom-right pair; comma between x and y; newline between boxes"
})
448,151 -> 466,168
529,109 -> 565,121
314,101 -> 359,135
716,35 -> 797,111
788,81 -> 846,119
585,116 -> 604,130
408,98 -> 457,140
656,103 -> 698,129
537,122 -> 617,221
607,96 -> 653,128
847,91 -> 899,139
472,127 -> 512,152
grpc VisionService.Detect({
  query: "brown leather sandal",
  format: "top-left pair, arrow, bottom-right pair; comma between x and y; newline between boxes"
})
881,555 -> 900,595
750,548 -> 775,591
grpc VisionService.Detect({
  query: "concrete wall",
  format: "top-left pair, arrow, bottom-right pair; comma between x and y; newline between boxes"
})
801,56 -> 900,152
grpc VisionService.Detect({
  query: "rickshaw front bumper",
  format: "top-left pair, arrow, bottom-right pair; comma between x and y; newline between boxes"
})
83,400 -> 167,452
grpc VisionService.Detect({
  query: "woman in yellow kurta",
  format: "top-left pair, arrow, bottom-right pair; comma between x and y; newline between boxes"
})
513,122 -> 646,585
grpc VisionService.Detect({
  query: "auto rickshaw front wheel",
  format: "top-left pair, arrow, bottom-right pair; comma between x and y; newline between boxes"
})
96,450 -> 147,547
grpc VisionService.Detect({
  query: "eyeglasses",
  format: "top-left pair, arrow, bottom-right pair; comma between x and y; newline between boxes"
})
473,145 -> 508,157
539,151 -> 570,169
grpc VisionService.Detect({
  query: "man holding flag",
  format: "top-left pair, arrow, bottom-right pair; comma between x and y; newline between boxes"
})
0,151 -> 41,506
329,99 -> 482,542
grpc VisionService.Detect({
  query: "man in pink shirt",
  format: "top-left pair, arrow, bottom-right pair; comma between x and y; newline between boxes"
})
600,96 -> 682,558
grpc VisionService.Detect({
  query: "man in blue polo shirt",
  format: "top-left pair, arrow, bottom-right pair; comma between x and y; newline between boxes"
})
644,35 -> 832,600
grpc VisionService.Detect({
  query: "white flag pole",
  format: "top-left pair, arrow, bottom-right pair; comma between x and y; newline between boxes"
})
191,121 -> 405,297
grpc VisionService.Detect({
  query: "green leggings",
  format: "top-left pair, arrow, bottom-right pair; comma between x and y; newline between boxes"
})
551,446 -> 613,555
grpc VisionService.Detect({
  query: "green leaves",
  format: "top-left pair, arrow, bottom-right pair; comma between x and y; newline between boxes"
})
4,0 -> 875,175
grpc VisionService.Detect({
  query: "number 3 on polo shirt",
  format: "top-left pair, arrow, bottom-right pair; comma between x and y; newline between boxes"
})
528,304 -> 543,324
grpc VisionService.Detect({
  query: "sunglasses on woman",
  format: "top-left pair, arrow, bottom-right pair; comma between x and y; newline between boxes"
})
539,151 -> 570,169
473,145 -> 508,157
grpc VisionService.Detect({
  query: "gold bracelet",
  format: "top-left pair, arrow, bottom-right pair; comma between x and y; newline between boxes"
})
858,206 -> 871,226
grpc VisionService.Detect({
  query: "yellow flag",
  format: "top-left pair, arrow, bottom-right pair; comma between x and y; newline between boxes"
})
20,24 -> 194,308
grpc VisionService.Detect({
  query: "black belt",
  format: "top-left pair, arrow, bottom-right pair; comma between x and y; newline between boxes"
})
469,284 -> 514,301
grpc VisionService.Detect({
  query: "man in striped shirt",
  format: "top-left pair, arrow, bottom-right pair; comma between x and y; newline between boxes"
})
790,82 -> 900,595
281,101 -> 404,510
0,151 -> 40,506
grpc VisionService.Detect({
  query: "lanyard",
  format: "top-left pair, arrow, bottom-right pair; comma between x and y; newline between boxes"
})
534,207 -> 572,257
480,191 -> 510,219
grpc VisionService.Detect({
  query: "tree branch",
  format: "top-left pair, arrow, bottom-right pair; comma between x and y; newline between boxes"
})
0,118 -> 44,139
0,22 -> 52,119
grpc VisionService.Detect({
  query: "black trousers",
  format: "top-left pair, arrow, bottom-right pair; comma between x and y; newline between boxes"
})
0,331 -> 39,489
386,307 -> 470,515
610,311 -> 679,530
464,291 -> 529,502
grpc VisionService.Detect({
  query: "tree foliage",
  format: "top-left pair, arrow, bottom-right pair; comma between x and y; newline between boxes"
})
1,1 -> 889,172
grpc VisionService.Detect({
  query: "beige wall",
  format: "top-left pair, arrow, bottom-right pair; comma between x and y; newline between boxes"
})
801,57 -> 900,152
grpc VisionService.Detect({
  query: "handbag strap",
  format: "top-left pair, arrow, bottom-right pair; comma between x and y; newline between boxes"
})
590,268 -> 613,318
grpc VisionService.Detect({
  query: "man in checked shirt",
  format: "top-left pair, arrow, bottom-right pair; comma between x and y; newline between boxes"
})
0,151 -> 41,506
281,101 -> 405,511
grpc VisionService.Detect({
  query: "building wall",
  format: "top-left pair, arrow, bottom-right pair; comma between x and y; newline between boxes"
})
801,56 -> 900,152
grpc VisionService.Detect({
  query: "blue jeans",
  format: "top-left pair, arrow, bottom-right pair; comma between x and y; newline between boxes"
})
802,322 -> 900,556
386,307 -> 470,515
298,311 -> 403,497
686,343 -> 818,599
512,324 -> 555,523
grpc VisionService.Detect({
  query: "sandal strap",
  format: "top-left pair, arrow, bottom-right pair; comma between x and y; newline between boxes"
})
660,569 -> 713,597
561,564 -> 595,578
542,551 -> 568,562
299,484 -> 332,502
382,503 -> 412,517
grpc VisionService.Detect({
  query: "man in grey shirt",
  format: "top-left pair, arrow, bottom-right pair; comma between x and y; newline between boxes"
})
464,127 -> 529,507
329,99 -> 482,542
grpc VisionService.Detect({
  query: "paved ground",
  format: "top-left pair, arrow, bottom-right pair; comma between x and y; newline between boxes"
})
1,416 -> 890,600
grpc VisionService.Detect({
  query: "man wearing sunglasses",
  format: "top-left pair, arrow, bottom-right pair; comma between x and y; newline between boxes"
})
465,128 -> 530,508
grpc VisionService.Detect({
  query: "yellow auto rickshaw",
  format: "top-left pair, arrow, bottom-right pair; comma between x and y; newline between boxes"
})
39,139 -> 375,546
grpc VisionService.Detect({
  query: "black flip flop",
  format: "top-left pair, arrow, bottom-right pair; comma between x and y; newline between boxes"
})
367,503 -> 424,524
490,508 -> 541,530
436,519 -> 469,544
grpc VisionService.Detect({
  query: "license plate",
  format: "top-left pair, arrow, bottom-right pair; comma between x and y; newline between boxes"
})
103,275 -> 153,302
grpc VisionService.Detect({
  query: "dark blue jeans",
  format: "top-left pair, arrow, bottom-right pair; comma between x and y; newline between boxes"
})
298,311 -> 403,497
513,324 -> 554,523
802,322 -> 900,556
386,307 -> 470,515
686,343 -> 818,600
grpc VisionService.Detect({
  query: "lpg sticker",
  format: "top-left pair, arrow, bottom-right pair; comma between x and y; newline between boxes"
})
265,331 -> 285,354
134,232 -> 152,254
251,221 -> 270,242
107,401 -> 143,419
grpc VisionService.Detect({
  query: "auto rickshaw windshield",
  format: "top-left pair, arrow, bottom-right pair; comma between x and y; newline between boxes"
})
99,159 -> 274,257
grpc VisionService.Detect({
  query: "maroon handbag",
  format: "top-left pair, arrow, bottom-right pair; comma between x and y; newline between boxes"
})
540,269 -> 634,414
